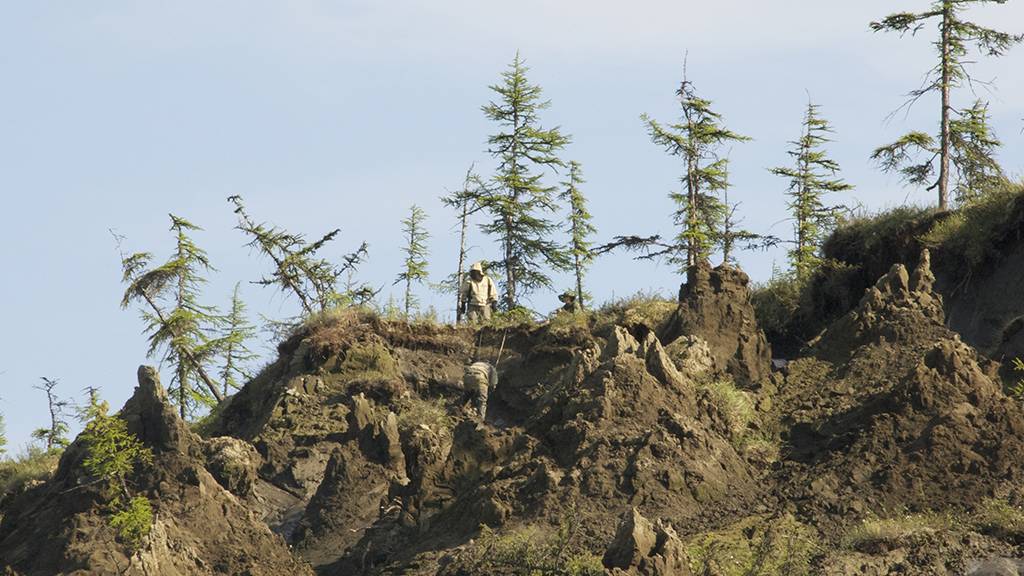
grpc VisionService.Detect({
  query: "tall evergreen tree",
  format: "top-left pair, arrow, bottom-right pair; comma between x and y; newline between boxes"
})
642,70 -> 749,271
119,216 -> 225,418
770,101 -> 853,281
870,0 -> 1022,209
228,195 -> 372,316
32,377 -> 70,450
395,205 -> 430,319
480,53 -> 571,310
218,284 -> 257,396
560,161 -> 596,308
441,167 -> 487,323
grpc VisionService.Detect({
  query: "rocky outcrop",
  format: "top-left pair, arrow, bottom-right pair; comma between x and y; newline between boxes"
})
603,508 -> 691,576
662,262 -> 771,386
0,366 -> 312,576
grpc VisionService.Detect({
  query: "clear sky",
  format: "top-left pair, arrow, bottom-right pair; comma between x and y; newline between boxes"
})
1,1 -> 1022,452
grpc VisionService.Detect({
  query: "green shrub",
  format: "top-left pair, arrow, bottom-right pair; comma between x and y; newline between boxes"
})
395,396 -> 452,434
79,397 -> 155,552
339,341 -> 400,381
459,507 -> 603,576
685,514 -> 816,576
592,291 -> 676,333
751,269 -> 801,340
1009,358 -> 1024,399
0,444 -> 62,499
920,181 -> 1023,272
109,495 -> 153,551
700,379 -> 755,443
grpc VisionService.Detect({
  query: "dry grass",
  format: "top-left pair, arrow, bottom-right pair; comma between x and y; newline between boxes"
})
0,445 -> 62,500
841,513 -> 949,551
395,396 -> 453,434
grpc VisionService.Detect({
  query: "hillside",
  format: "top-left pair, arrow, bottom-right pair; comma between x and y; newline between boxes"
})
5,208 -> 1024,575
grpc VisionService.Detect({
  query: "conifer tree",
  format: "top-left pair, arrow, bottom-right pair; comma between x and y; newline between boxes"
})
560,161 -> 596,308
480,53 -> 572,310
32,377 -> 70,450
228,195 -> 372,316
642,70 -> 749,271
870,1 -> 1022,209
0,411 -> 7,456
395,205 -> 430,319
441,167 -> 487,323
950,100 -> 1005,203
118,216 -> 225,418
770,101 -> 853,281
719,189 -> 761,266
218,284 -> 257,396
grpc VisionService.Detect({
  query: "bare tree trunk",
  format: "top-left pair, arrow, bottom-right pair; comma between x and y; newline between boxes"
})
938,4 -> 952,210
455,200 -> 468,324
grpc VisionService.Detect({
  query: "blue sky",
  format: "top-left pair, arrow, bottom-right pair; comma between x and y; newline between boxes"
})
2,1 -> 1023,452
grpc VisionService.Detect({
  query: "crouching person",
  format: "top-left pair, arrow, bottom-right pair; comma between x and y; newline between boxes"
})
463,361 -> 497,421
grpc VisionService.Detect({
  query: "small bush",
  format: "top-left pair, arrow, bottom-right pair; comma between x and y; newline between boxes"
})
1009,358 -> 1024,399
109,495 -> 153,551
686,514 -> 817,576
459,506 -> 603,576
920,181 -> 1024,272
841,513 -> 948,551
751,269 -> 802,341
592,291 -> 676,333
700,379 -> 755,443
395,396 -> 452,434
339,341 -> 400,381
0,444 -> 62,500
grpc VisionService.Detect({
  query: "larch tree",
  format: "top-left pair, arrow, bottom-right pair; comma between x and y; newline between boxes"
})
770,101 -> 853,282
949,99 -> 1005,203
32,377 -> 70,450
560,161 -> 596,308
395,205 -> 430,319
480,53 -> 572,310
218,284 -> 257,396
870,0 -> 1022,209
119,216 -> 225,418
642,70 -> 749,272
228,195 -> 373,317
0,410 -> 7,456
441,167 -> 487,323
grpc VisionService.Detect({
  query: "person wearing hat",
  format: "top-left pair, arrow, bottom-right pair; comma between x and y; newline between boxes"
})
460,261 -> 498,323
558,291 -> 581,314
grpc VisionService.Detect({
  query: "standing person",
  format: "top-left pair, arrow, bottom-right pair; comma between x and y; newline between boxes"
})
460,262 -> 498,323
463,360 -> 498,421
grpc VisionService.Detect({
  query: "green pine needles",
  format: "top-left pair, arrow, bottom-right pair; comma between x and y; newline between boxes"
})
481,52 -> 572,310
560,161 -> 596,308
870,0 -> 1022,208
395,205 -> 430,319
642,69 -> 749,271
119,216 -> 226,418
771,101 -> 853,281
79,395 -> 154,551
218,284 -> 257,396
228,195 -> 373,317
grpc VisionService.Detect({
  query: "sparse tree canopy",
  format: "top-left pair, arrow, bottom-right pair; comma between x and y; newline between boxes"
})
771,101 -> 853,281
949,100 -> 1005,204
440,167 -> 487,323
218,284 -> 257,396
560,161 -> 596,308
32,377 -> 70,450
395,205 -> 430,319
480,53 -> 572,310
870,0 -> 1022,209
228,195 -> 374,317
0,410 -> 7,456
118,216 -> 226,418
642,69 -> 750,271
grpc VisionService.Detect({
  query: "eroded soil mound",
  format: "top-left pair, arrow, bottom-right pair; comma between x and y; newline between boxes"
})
0,366 -> 311,576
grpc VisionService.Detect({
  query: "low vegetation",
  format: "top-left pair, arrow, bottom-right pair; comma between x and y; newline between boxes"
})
841,513 -> 949,552
0,445 -> 62,502
685,514 -> 817,576
394,396 -> 453,435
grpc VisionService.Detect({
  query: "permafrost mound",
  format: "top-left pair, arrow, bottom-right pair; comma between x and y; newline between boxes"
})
5,250 -> 1024,574
0,367 -> 312,576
